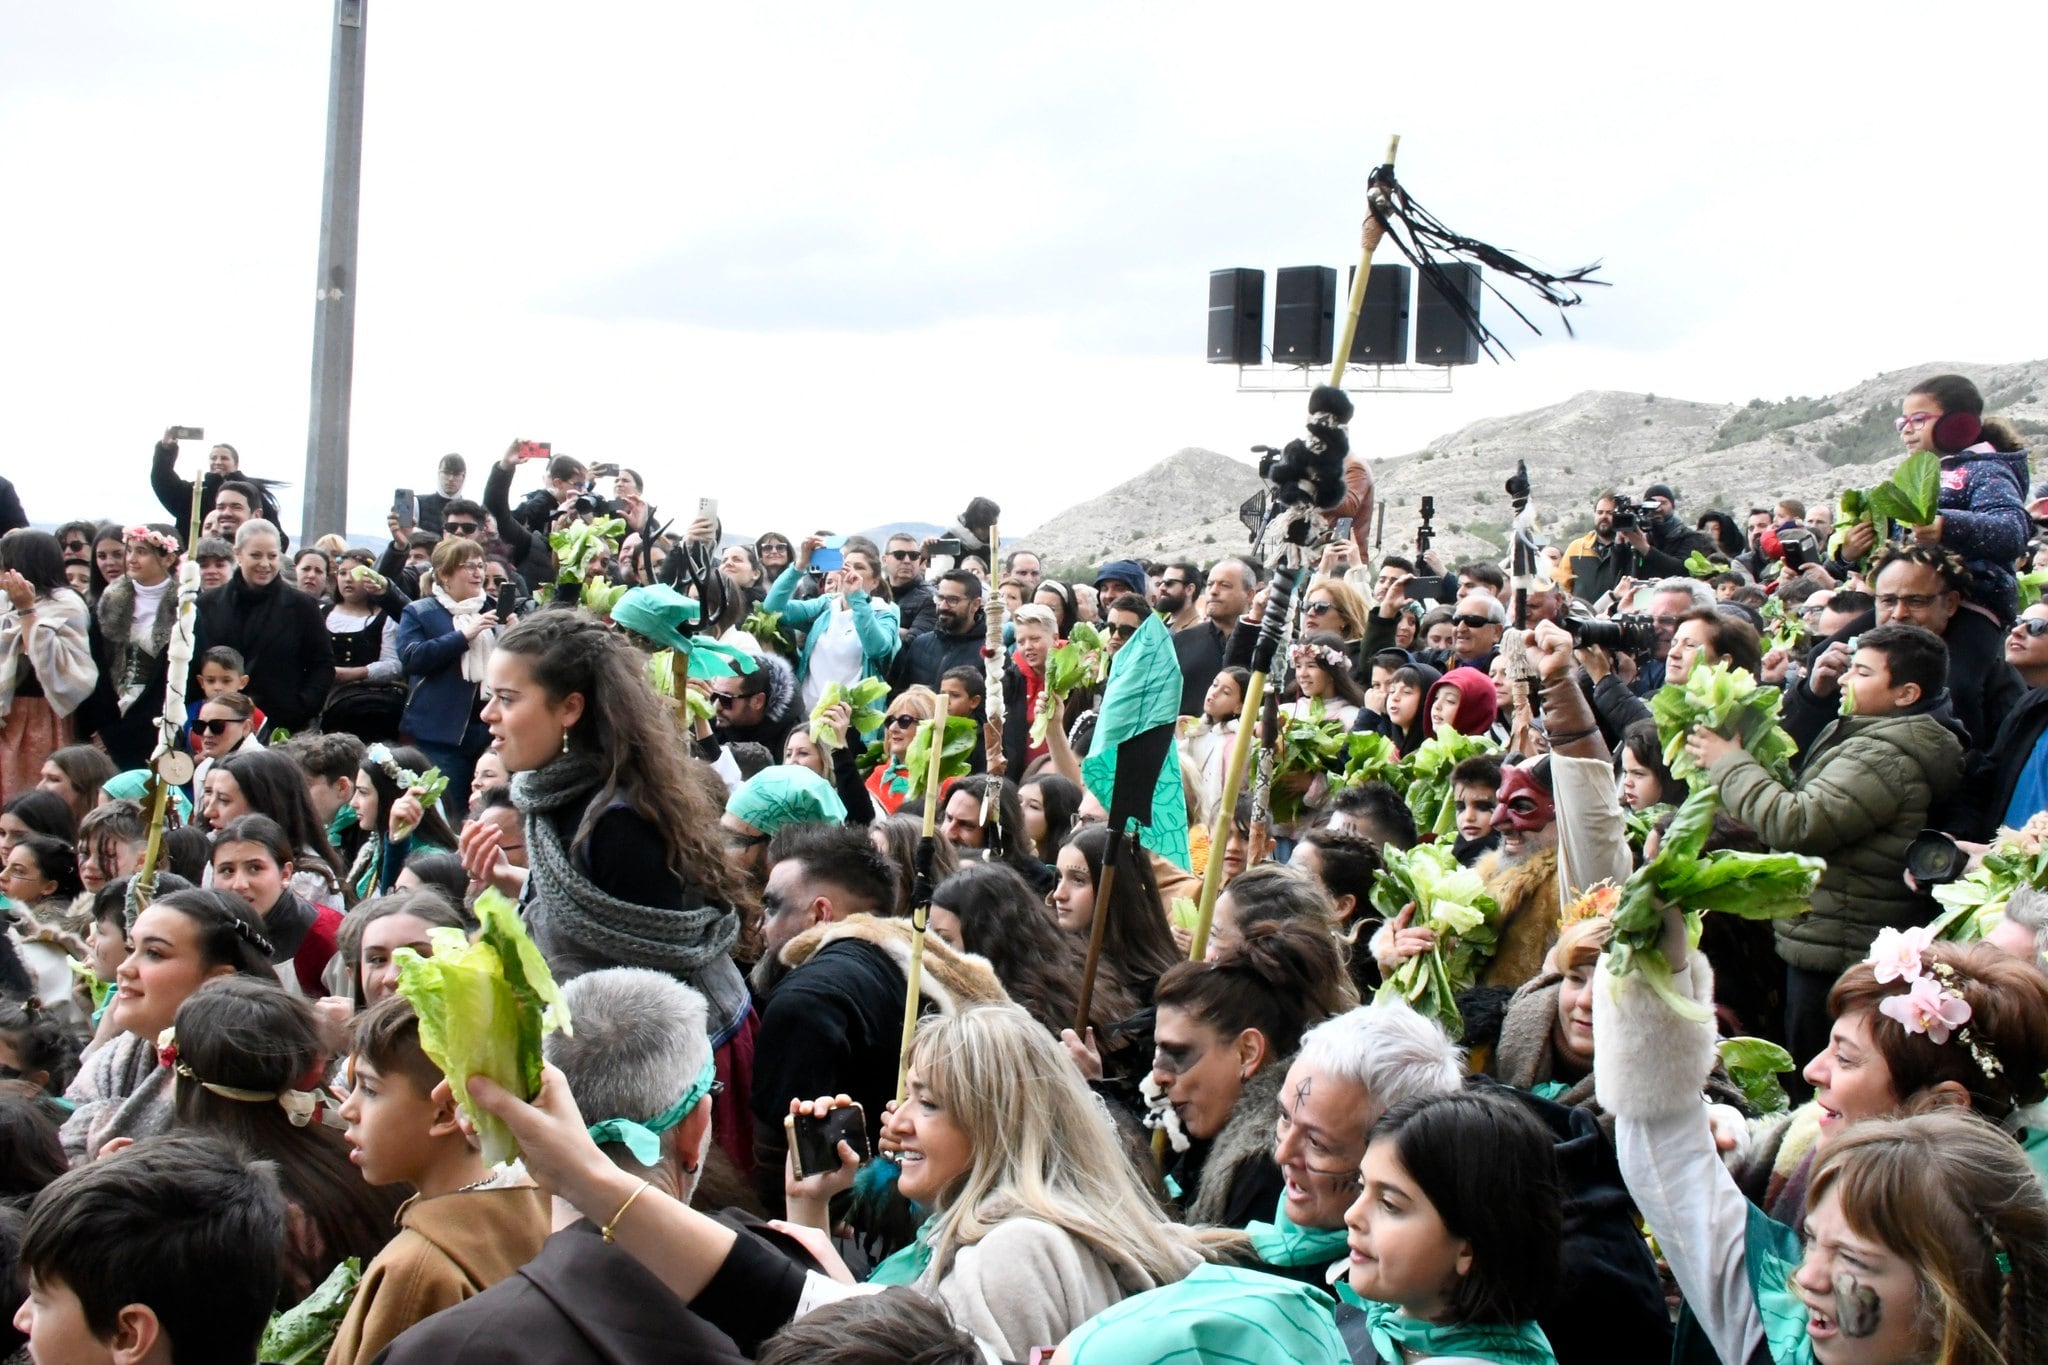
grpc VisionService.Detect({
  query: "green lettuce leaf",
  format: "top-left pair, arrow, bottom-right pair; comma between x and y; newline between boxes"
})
260,1257 -> 362,1364
2019,570 -> 2048,614
389,766 -> 449,842
904,716 -> 977,794
1651,661 -> 1797,785
1685,550 -> 1719,579
1336,731 -> 1405,793
1270,701 -> 1352,824
1369,842 -> 1503,1038
809,678 -> 891,751
1399,730 -> 1500,839
549,516 -> 627,586
395,889 -> 571,1167
741,608 -> 798,657
1718,1037 -> 1795,1116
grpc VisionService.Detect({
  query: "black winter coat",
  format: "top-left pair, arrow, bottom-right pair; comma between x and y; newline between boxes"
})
192,575 -> 334,731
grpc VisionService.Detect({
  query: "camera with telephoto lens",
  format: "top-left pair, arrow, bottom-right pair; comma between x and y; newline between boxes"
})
1569,614 -> 1659,657
1903,829 -> 1967,887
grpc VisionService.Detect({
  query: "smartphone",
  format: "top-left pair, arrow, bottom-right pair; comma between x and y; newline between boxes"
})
168,425 -> 204,442
811,535 -> 845,573
1333,516 -> 1354,541
786,1103 -> 868,1179
698,496 -> 719,524
516,440 -> 552,462
928,536 -> 964,559
587,461 -> 620,478
393,488 -> 417,531
495,582 -> 518,622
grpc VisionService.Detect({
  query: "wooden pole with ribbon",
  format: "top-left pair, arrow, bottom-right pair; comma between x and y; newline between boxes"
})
128,475 -> 206,920
1329,135 -> 1401,389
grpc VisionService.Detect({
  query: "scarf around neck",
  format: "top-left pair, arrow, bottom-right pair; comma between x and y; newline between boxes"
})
1337,1285 -> 1557,1365
432,586 -> 495,682
514,755 -> 749,1042
1248,1193 -> 1351,1270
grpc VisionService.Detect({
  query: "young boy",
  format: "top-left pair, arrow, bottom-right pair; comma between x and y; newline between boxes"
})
1449,753 -> 1503,866
938,665 -> 983,720
1690,623 -> 1966,1064
329,996 -> 552,1365
14,1133 -> 285,1363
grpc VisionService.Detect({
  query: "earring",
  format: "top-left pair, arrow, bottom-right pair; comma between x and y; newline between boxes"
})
561,728 -> 571,754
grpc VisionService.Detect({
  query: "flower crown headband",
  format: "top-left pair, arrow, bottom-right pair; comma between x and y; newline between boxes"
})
366,743 -> 424,792
157,1028 -> 326,1127
1865,925 -> 2003,1082
124,525 -> 179,556
1291,641 -> 1348,673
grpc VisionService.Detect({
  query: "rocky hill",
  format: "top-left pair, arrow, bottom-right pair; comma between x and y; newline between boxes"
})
1021,359 -> 2048,570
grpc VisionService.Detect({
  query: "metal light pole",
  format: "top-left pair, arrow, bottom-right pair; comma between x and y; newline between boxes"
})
302,0 -> 367,544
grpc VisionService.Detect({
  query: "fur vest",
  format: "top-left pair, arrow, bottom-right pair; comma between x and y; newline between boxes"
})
96,576 -> 179,661
777,914 -> 1008,1014
1476,846 -> 1560,990
1183,1056 -> 1291,1227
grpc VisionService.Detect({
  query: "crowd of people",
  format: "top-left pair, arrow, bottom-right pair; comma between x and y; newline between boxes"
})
0,372 -> 2045,1363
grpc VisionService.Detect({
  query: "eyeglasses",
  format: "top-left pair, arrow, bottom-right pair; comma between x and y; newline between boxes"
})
1105,621 -> 1137,639
1651,614 -> 1685,628
887,549 -> 922,561
192,717 -> 243,735
1876,593 -> 1946,611
62,541 -> 88,554
885,714 -> 919,729
444,522 -> 480,536
2014,618 -> 2048,638
1450,614 -> 1496,629
1303,601 -> 1336,617
934,594 -> 973,608
1159,578 -> 1193,590
1893,412 -> 1939,434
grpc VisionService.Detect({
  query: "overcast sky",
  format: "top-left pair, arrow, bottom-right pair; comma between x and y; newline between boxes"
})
5,2 -> 2044,544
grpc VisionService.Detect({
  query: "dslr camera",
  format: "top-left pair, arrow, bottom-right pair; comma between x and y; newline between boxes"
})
1569,614 -> 1659,657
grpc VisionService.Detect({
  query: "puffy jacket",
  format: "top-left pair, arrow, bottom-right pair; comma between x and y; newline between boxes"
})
1711,709 -> 1965,973
1936,444 -> 2031,622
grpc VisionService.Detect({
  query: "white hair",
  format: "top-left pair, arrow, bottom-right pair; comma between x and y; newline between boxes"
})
546,968 -> 710,1143
233,518 -> 280,549
1652,577 -> 1716,610
1296,1003 -> 1463,1125
2004,886 -> 2048,963
1011,604 -> 1058,634
1456,593 -> 1507,626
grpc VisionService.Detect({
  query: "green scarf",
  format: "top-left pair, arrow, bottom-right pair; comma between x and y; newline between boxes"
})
1248,1193 -> 1351,1270
865,1215 -> 935,1286
1337,1284 -> 1558,1365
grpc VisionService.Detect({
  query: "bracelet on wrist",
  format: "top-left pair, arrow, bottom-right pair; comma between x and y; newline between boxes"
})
601,1178 -> 652,1244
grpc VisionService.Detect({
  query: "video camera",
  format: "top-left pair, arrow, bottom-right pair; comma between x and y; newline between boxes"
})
1416,496 -> 1435,557
1609,501 -> 1663,532
1569,614 -> 1659,657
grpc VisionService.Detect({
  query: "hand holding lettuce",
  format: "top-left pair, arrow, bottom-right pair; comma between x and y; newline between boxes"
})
1402,730 -> 1500,839
1369,842 -> 1502,1039
1930,814 -> 2048,942
1270,700 -> 1351,824
1606,787 -> 1822,1020
1030,623 -> 1109,746
1651,661 -> 1798,785
260,1257 -> 361,1364
808,678 -> 890,751
395,890 -> 571,1167
1827,450 -> 1939,565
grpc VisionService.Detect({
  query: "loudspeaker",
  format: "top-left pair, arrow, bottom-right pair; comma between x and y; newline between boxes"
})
1273,266 -> 1336,366
1207,268 -> 1264,365
1414,262 -> 1482,366
1347,263 -> 1411,366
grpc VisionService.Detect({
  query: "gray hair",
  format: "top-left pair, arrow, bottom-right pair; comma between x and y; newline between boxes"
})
2004,886 -> 2048,963
1297,1003 -> 1463,1126
545,968 -> 710,1138
1652,577 -> 1716,610
233,518 -> 281,549
1455,593 -> 1507,626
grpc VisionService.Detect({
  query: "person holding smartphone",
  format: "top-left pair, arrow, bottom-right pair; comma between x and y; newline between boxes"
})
763,535 -> 901,718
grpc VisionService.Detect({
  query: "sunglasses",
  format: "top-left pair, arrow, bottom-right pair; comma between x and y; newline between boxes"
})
192,717 -> 242,735
885,714 -> 919,729
1451,614 -> 1496,629
1105,622 -> 1137,639
887,549 -> 922,561
711,691 -> 760,707
1303,601 -> 1336,616
444,522 -> 480,535
2015,618 -> 2048,638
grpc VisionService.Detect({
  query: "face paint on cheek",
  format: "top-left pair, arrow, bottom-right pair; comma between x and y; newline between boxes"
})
1832,1272 -> 1882,1339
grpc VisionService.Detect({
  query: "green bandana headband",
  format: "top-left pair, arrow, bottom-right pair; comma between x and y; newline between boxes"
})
586,1055 -> 717,1166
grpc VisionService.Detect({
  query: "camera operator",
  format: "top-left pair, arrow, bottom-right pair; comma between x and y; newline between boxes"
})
1559,491 -> 1704,605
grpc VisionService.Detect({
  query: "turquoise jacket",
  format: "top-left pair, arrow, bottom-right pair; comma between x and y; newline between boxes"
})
763,565 -> 901,688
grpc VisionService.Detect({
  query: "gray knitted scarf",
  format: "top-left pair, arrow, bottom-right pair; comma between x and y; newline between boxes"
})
514,754 -> 749,1040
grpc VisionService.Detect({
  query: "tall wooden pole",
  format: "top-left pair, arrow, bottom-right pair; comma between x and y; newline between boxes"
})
303,0 -> 368,544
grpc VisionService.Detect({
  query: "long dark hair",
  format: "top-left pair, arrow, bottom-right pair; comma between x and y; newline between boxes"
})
0,530 -> 71,600
218,750 -> 345,883
1020,773 -> 1082,862
1294,629 -> 1365,707
1155,920 -> 1353,1060
89,525 -> 126,598
169,978 -> 405,1300
930,862 -> 1124,1035
1065,823 -> 1179,998
1617,719 -> 1688,807
359,744 -> 459,852
493,610 -> 753,914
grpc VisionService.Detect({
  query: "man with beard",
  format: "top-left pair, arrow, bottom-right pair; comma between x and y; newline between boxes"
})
890,570 -> 984,693
1558,492 -> 1689,605
1153,561 -> 1204,634
709,651 -> 800,759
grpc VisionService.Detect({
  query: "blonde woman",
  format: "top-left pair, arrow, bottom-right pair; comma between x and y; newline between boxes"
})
866,685 -> 939,816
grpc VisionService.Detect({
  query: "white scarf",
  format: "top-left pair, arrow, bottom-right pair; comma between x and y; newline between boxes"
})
432,587 -> 495,682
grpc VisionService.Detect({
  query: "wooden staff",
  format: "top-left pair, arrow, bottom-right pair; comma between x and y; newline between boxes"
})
1329,135 -> 1402,389
979,521 -> 1004,810
894,716 -> 947,1100
1073,828 -> 1125,1036
1187,569 -> 1298,960
130,473 -> 206,918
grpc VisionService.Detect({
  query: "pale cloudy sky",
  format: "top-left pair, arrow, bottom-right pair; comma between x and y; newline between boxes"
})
4,2 -> 2044,544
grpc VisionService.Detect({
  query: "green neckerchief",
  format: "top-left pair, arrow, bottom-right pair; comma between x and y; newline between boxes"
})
2021,1124 -> 2048,1186
1743,1201 -> 1814,1365
1336,1284 -> 1558,1365
1248,1192 -> 1351,1269
585,1056 -> 718,1167
1529,1079 -> 1572,1102
866,1215 -> 936,1286
326,802 -> 358,850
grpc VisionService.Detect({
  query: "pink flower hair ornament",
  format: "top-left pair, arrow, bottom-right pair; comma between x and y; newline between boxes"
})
1863,926 -> 2004,1078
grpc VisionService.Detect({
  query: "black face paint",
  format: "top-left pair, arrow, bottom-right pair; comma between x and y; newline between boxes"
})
1295,1076 -> 1313,1112
1832,1272 -> 1882,1339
